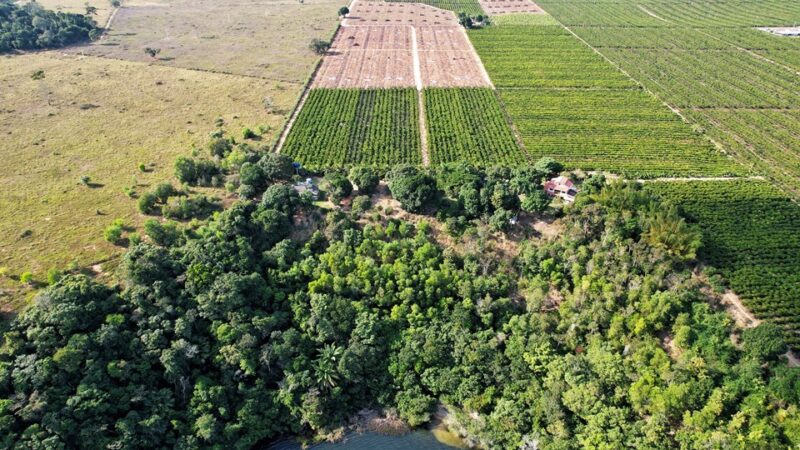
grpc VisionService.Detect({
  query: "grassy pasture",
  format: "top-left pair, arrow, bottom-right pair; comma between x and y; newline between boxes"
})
70,0 -> 343,81
0,53 -> 294,309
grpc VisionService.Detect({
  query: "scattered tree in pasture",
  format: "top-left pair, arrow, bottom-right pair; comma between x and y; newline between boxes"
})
309,38 -> 330,55
144,47 -> 161,59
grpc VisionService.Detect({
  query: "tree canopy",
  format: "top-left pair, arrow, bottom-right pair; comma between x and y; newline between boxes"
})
0,166 -> 797,449
0,0 -> 98,52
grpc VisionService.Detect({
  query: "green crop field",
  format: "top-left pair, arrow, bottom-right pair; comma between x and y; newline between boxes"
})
536,0 -> 800,197
281,88 -> 422,168
468,23 -> 742,178
387,0 -> 484,15
644,180 -> 800,350
424,88 -> 524,165
501,89 -> 744,177
469,25 -> 635,89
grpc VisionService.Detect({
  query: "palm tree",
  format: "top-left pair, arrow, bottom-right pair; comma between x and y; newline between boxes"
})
313,344 -> 342,389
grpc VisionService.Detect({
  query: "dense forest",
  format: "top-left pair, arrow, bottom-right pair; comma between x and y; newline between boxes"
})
0,153 -> 797,449
0,0 -> 98,53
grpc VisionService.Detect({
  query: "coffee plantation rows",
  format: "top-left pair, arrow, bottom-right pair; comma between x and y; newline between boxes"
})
601,48 -> 800,109
467,21 -> 740,178
424,88 -> 524,165
388,0 -> 484,15
537,0 -> 800,28
468,25 -> 635,89
536,0 -> 800,196
281,88 -> 422,168
501,89 -> 744,177
644,180 -> 800,350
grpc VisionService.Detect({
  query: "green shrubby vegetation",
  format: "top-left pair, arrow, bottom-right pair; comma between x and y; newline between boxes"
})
1,163 -> 797,448
0,0 -> 98,52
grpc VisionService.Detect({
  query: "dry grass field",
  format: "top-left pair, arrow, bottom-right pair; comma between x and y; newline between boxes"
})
0,53 -> 294,310
70,0 -> 342,81
1,0 -> 343,311
19,0 -> 115,26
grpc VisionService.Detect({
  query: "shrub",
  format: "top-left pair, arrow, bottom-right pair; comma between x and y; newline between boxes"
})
323,171 -> 353,204
19,272 -> 33,285
349,166 -> 380,195
162,196 -> 219,220
208,138 -> 232,158
742,323 -> 788,362
174,156 -> 197,184
80,175 -> 91,185
309,38 -> 330,55
153,182 -> 178,203
104,219 -> 125,244
137,192 -> 158,214
242,128 -> 257,140
46,268 -> 63,285
351,195 -> 371,216
144,219 -> 181,247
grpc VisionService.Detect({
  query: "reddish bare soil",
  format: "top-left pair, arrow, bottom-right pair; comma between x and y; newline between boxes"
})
312,1 -> 490,89
343,1 -> 456,27
315,26 -> 415,88
479,0 -> 544,14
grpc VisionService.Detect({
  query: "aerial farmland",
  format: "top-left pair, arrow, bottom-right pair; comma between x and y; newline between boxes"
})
1,0 -> 800,447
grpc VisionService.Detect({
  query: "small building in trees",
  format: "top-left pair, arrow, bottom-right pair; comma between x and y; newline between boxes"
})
293,178 -> 319,200
544,176 -> 578,203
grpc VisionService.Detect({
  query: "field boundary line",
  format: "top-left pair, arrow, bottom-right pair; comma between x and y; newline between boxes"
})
636,4 -> 669,23
418,90 -> 430,166
539,9 -> 756,181
103,3 -> 121,32
410,25 -> 430,165
460,26 -> 494,89
274,23 -> 344,153
636,175 -> 765,183
690,27 -> 800,77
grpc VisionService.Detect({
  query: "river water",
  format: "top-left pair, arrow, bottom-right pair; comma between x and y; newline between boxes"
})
266,429 -> 466,450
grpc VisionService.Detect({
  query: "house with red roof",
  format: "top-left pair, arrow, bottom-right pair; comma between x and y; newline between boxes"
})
544,176 -> 578,203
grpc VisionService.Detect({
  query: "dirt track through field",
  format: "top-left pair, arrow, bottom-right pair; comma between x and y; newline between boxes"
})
312,1 -> 491,89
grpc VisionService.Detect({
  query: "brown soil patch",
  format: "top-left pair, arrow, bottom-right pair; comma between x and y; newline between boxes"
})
313,1 -> 491,89
479,0 -> 544,15
343,1 -> 456,27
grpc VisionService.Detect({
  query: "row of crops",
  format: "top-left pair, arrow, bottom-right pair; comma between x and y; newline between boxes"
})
644,180 -> 800,350
535,0 -> 800,197
601,47 -> 800,109
469,25 -> 636,89
467,22 -> 742,178
501,89 -> 745,177
282,88 -> 525,167
387,0 -> 484,15
424,88 -> 525,165
281,88 -> 422,168
536,0 -> 800,28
